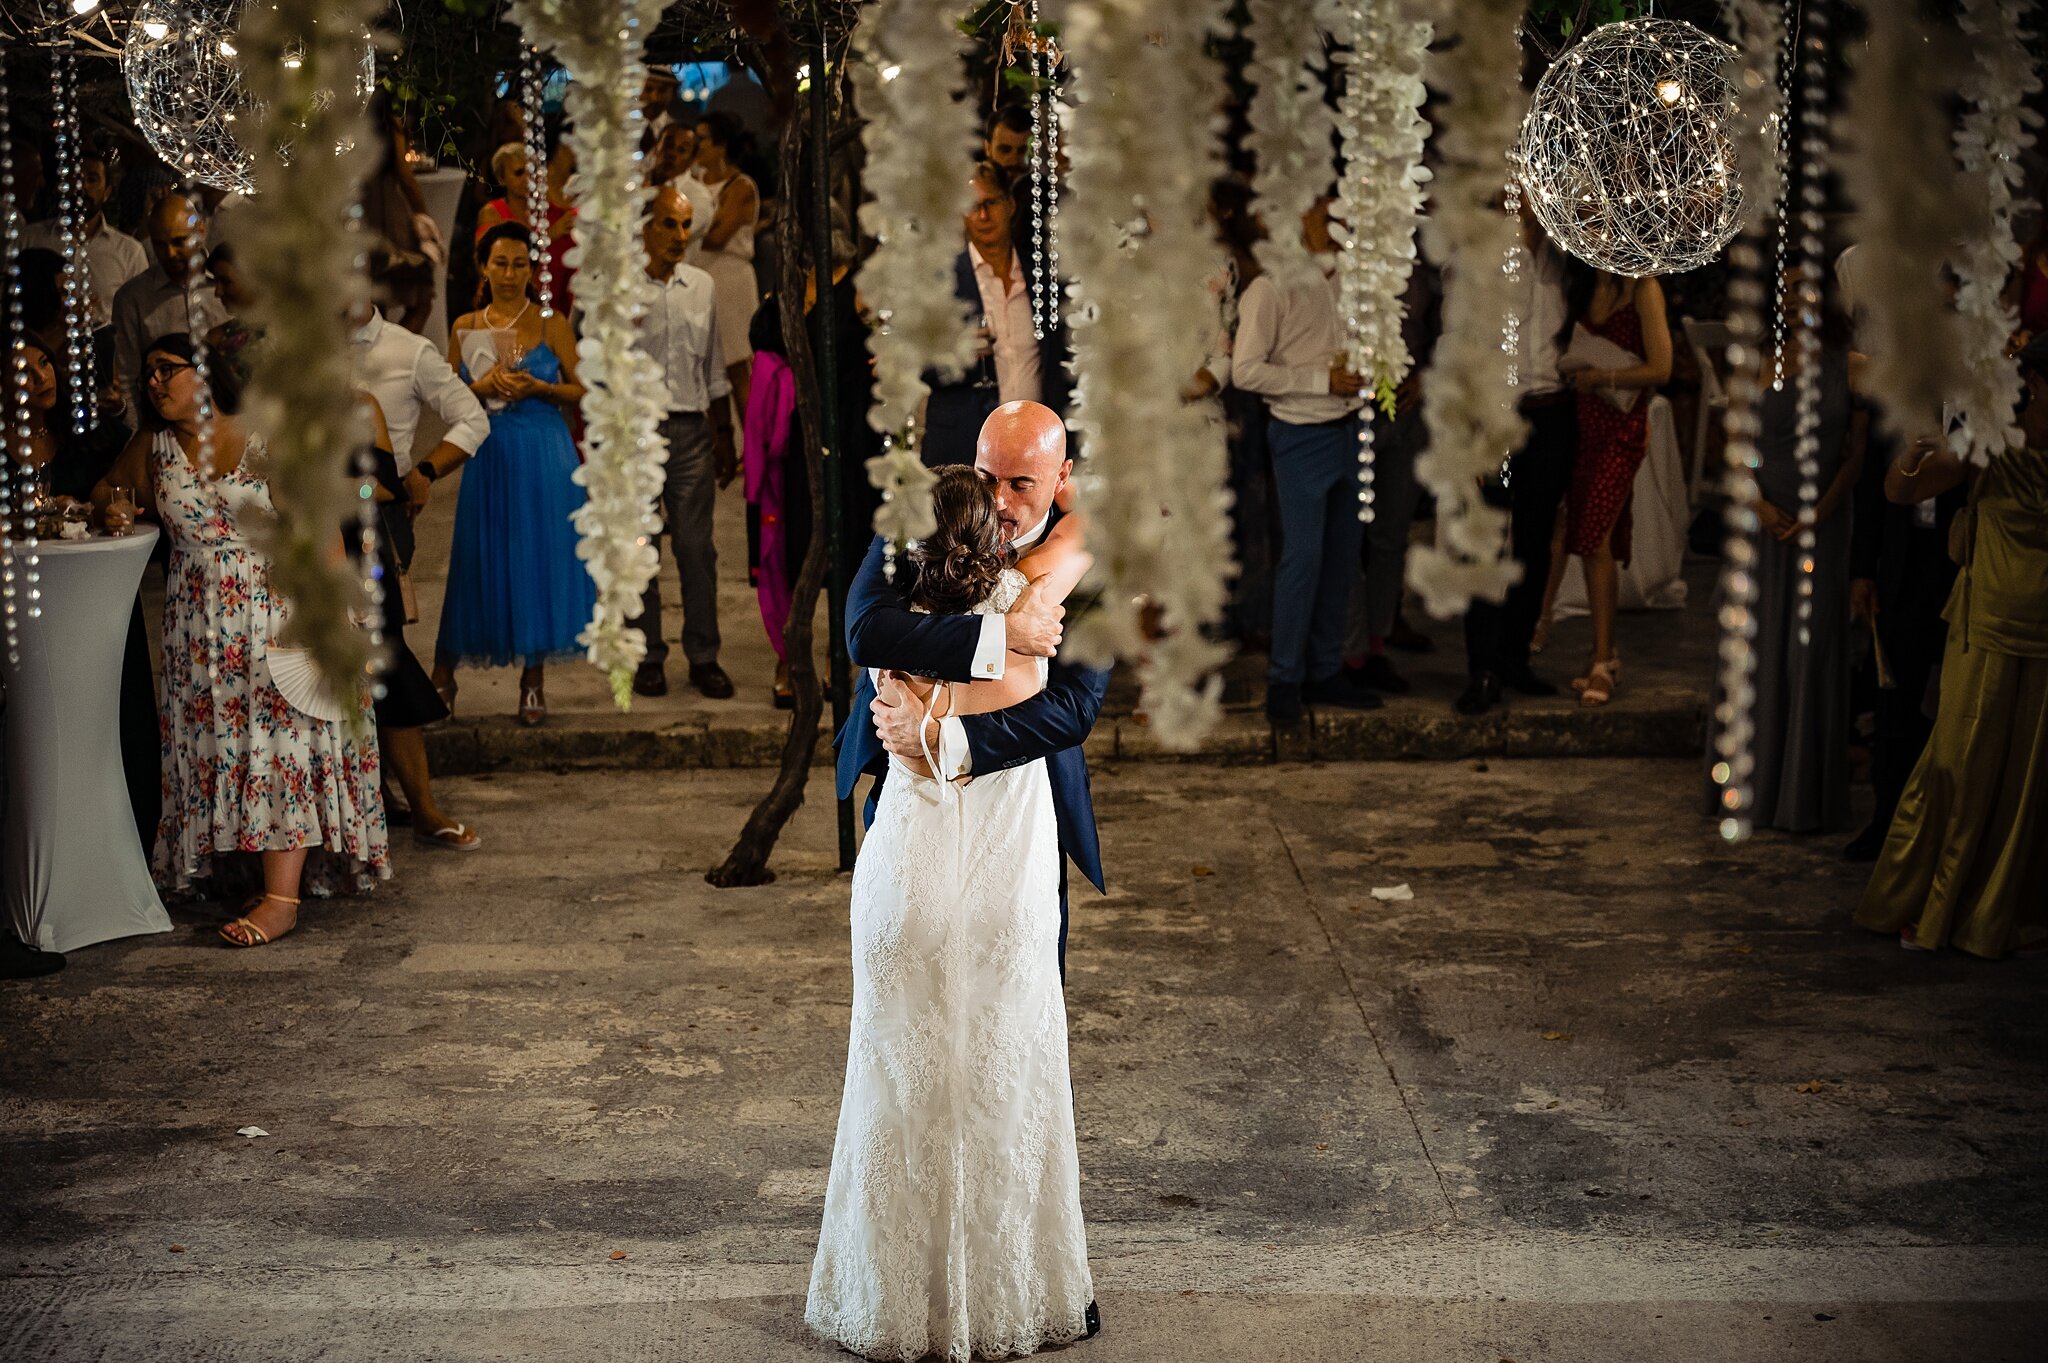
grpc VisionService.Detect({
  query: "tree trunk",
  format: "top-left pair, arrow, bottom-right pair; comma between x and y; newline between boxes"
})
707,36 -> 833,888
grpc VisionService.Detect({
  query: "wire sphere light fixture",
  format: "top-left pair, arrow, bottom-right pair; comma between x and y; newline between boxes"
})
122,0 -> 375,194
1514,17 -> 1744,278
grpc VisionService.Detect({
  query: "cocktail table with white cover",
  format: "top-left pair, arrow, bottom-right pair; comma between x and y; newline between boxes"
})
3,528 -> 171,953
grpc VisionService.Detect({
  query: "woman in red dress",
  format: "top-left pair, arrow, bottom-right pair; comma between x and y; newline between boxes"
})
1538,270 -> 1672,706
475,141 -> 578,314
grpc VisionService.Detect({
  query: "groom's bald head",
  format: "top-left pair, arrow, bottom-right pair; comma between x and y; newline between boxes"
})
975,400 -> 1069,542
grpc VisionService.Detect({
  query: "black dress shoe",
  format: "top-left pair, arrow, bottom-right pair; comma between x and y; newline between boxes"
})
1266,682 -> 1304,727
1,931 -> 64,979
1455,672 -> 1503,716
1843,822 -> 1887,862
1304,671 -> 1384,711
1346,654 -> 1411,696
689,661 -> 736,700
1499,662 -> 1558,698
632,661 -> 667,698
1083,1299 -> 1102,1339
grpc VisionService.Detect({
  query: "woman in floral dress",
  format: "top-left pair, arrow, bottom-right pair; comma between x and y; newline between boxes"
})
95,329 -> 389,947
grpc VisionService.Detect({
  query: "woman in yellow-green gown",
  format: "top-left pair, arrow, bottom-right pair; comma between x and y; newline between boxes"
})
1854,341 -> 2048,959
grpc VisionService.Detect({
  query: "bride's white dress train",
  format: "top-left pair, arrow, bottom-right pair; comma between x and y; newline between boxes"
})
807,570 -> 1094,1361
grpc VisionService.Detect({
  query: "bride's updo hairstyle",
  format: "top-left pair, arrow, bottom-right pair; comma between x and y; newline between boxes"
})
908,464 -> 1013,615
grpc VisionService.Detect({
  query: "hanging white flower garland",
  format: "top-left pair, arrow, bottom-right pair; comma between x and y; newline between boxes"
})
852,0 -> 981,549
1948,0 -> 2041,462
1837,4 -> 1980,447
233,0 -> 384,711
1062,0 -> 1234,748
508,0 -> 672,708
1330,1 -> 1432,523
1408,0 -> 1527,617
1244,0 -> 1339,289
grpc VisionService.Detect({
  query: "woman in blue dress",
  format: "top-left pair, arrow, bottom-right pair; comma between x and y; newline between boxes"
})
430,222 -> 593,726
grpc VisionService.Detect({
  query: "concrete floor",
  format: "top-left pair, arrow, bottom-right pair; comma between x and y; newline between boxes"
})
3,760 -> 2043,1362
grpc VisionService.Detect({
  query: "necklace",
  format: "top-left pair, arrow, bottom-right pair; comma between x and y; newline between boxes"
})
483,298 -> 531,331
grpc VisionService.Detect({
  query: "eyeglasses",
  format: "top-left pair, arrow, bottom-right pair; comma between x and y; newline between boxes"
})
145,359 -> 195,384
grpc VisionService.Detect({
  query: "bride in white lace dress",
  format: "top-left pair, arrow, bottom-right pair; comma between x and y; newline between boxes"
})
807,467 -> 1096,1361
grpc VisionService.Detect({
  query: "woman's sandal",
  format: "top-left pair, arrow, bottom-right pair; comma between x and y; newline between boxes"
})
518,686 -> 546,727
1572,656 -> 1622,692
414,820 -> 483,852
1578,659 -> 1619,708
433,676 -> 458,714
220,894 -> 300,948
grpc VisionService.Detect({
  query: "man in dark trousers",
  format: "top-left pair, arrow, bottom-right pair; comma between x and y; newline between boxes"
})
921,162 -> 1071,468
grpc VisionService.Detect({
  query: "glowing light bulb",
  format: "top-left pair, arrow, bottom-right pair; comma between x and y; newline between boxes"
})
142,19 -> 168,38
71,0 -> 99,14
1656,78 -> 1684,104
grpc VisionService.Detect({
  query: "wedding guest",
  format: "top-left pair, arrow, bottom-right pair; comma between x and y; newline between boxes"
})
1854,336 -> 2048,958
1460,213 -> 1577,714
358,92 -> 444,333
431,223 -> 592,727
1534,267 -> 1673,706
93,328 -> 389,947
22,144 -> 148,327
355,393 -> 480,852
349,258 -> 490,845
649,122 -> 712,267
923,161 -> 1071,468
746,206 -> 878,708
1231,194 -> 1381,726
627,185 -> 738,701
474,140 -> 578,314
638,65 -> 681,151
110,193 -> 225,425
1205,174 -> 1275,644
449,97 -> 526,324
5,331 -> 156,857
1706,282 -> 1867,833
983,104 -> 1032,175
683,112 -> 762,415
10,247 -> 121,434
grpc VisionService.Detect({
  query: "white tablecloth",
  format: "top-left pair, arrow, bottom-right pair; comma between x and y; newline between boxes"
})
3,529 -> 170,953
417,167 -> 468,353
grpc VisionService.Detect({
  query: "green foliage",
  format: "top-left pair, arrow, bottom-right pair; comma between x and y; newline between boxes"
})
1525,0 -> 1645,38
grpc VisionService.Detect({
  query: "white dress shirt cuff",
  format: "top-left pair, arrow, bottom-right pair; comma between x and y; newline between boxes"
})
971,614 -> 1007,680
937,717 -> 973,779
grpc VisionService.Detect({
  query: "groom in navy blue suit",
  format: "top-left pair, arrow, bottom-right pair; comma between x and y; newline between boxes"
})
834,400 -> 1109,979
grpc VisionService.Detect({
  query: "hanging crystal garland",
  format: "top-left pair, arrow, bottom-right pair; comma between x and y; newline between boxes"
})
1712,0 -> 1787,843
1769,0 -> 1795,391
1025,0 -> 1063,341
521,45 -> 554,319
2,44 -> 41,669
54,40 -> 93,438
1785,1 -> 1829,649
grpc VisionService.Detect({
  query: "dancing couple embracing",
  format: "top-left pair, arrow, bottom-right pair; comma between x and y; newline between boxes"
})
806,399 -> 1108,1361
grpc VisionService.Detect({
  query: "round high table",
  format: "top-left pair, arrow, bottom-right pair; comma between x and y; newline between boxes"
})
3,529 -> 171,953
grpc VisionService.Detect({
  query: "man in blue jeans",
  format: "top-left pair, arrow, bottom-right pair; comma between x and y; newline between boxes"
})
1231,196 -> 1383,726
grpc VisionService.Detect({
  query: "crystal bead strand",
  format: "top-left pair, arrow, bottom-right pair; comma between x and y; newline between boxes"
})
54,42 -> 92,437
1041,41 -> 1060,340
522,47 -> 554,318
1028,0 -> 1048,340
1787,3 -> 1829,649
1498,175 -> 1524,492
2,48 -> 39,664
1769,0 -> 1796,391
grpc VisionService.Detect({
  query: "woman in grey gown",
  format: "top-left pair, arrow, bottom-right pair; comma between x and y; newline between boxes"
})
1709,289 -> 1868,834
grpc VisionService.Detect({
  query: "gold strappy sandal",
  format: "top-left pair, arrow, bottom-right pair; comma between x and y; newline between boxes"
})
220,893 -> 300,948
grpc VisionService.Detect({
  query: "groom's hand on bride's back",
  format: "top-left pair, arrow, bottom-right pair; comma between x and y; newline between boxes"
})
1005,581 -> 1064,658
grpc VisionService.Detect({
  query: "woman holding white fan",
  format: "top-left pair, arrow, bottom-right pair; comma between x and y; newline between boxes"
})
1535,269 -> 1673,707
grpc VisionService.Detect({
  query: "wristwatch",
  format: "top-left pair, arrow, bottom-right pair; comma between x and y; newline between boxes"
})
417,459 -> 441,482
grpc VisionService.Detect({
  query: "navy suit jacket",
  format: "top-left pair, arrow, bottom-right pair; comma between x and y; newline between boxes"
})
833,518 -> 1109,893
922,247 -> 1073,469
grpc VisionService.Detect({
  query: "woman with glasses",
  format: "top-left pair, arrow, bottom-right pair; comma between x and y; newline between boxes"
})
430,222 -> 592,726
92,327 -> 389,947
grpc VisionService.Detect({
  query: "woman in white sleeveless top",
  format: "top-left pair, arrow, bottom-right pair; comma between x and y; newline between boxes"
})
682,111 -> 761,414
807,467 -> 1097,1361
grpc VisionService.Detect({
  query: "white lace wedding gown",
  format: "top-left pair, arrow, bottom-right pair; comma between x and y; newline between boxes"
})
806,569 -> 1095,1361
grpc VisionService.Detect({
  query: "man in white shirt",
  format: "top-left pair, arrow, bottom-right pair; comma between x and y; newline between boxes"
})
1459,207 -> 1577,715
22,148 -> 148,327
111,193 -> 225,425
1230,195 -> 1381,726
628,184 -> 738,701
923,161 -> 1071,466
